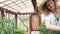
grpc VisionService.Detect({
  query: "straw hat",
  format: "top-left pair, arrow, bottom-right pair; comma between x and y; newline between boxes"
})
38,0 -> 47,11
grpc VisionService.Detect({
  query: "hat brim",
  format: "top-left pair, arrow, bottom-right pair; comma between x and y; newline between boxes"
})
38,0 -> 47,11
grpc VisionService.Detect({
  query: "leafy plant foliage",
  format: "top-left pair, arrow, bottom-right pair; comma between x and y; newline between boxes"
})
39,20 -> 60,34
0,18 -> 24,34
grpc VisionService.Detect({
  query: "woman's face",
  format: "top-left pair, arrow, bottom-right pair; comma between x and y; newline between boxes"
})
46,0 -> 55,11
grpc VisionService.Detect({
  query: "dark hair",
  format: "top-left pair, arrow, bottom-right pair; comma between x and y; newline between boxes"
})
42,0 -> 55,12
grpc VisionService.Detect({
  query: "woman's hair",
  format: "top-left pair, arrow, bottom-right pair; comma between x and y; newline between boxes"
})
42,0 -> 55,12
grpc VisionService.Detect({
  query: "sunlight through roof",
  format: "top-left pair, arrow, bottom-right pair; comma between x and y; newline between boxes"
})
0,0 -> 42,13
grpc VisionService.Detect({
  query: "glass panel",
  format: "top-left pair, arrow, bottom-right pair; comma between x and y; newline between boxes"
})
12,0 -> 19,2
15,1 -> 21,4
32,15 -> 40,30
4,6 -> 9,8
4,1 -> 12,5
24,0 -> 31,4
18,15 -> 30,31
0,0 -> 7,2
8,14 -> 15,20
0,4 -> 4,7
6,7 -> 12,10
1,0 -> 34,13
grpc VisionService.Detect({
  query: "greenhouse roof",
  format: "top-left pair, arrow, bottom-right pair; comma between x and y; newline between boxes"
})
0,0 -> 42,13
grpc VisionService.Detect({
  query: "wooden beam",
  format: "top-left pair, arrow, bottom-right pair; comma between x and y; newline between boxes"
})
31,0 -> 37,9
15,14 -> 18,28
1,8 -> 5,18
3,9 -> 17,15
31,0 -> 39,12
29,14 -> 32,31
39,13 -> 41,25
29,14 -> 32,34
0,7 -> 4,11
39,12 -> 42,25
17,10 -> 40,15
0,7 -> 41,15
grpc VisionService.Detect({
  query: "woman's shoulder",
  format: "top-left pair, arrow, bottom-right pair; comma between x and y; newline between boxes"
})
48,12 -> 55,18
41,12 -> 55,21
49,12 -> 55,16
41,12 -> 55,18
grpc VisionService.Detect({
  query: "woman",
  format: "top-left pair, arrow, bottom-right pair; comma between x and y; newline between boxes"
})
43,0 -> 60,30
38,0 -> 60,34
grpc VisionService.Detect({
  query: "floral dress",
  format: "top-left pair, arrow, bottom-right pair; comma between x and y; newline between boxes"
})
39,12 -> 60,34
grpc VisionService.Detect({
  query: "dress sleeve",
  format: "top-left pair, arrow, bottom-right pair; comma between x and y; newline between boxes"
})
41,14 -> 45,24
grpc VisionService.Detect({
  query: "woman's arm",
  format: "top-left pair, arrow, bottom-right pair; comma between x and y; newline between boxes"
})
45,19 -> 60,31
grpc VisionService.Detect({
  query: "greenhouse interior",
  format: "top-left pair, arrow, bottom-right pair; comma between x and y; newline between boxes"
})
0,0 -> 60,34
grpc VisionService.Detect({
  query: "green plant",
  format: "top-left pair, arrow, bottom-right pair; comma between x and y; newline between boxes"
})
55,15 -> 60,21
14,29 -> 24,34
39,22 -> 51,34
0,18 -> 16,34
0,18 -> 24,34
39,22 -> 60,34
